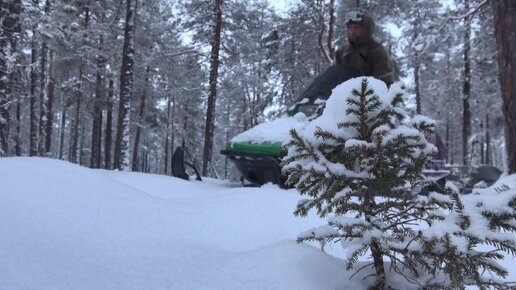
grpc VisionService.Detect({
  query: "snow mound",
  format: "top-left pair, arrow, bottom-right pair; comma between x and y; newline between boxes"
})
0,157 -> 351,290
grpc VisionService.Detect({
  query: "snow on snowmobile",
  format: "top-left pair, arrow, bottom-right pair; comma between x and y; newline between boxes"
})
220,64 -> 363,188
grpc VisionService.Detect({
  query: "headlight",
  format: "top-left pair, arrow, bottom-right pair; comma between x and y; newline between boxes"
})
298,104 -> 319,117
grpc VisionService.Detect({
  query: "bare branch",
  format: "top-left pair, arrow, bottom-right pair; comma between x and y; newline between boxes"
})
438,0 -> 489,32
163,50 -> 202,58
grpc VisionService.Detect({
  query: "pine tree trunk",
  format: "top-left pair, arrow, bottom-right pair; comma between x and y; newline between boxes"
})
462,8 -> 472,166
29,24 -> 39,157
45,51 -> 55,155
0,0 -> 22,156
35,0 -> 51,156
104,79 -> 114,169
164,95 -> 172,175
69,68 -> 83,163
491,0 -> 516,174
79,124 -> 85,165
90,35 -> 105,169
202,0 -> 223,177
413,12 -> 422,114
364,191 -> 385,289
0,0 -> 22,155
70,3 -> 90,163
414,63 -> 421,114
371,241 -> 386,289
486,114 -> 490,165
15,102 -> 21,156
327,0 -> 335,60
38,39 -> 48,156
114,0 -> 137,171
58,108 -> 66,160
132,66 -> 150,172
0,1 -> 8,156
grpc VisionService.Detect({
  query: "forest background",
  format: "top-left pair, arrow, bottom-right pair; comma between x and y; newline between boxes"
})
0,0 -> 513,179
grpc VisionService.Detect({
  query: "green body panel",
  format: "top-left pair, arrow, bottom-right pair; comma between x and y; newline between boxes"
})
226,141 -> 286,156
287,105 -> 299,117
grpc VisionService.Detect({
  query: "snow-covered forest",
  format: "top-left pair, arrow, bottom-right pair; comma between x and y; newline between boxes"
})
0,0 -> 513,177
1,0 -> 516,289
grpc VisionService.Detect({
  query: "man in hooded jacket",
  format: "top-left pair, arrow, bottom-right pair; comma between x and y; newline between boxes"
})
334,11 -> 396,86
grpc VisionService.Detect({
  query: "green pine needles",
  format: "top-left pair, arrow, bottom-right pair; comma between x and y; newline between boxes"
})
282,77 -> 516,290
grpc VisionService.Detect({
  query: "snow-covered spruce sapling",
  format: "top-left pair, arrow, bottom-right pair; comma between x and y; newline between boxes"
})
281,77 -> 516,289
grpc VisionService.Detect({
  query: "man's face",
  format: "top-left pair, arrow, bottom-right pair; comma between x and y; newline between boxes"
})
347,23 -> 363,42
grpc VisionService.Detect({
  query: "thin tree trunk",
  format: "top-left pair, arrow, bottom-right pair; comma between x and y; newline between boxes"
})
45,51 -> 55,155
480,121 -> 485,164
0,0 -> 7,155
79,124 -> 85,165
114,0 -> 137,170
462,6 -> 472,166
486,114 -> 490,165
58,107 -> 66,160
104,79 -> 114,169
132,66 -> 150,172
491,0 -> 516,174
91,35 -> 105,168
327,0 -> 335,60
413,12 -> 422,114
164,94 -> 172,175
29,23 -> 39,156
70,2 -> 90,163
415,63 -> 421,114
37,0 -> 51,156
446,119 -> 451,164
69,70 -> 82,163
0,0 -> 22,155
202,0 -> 224,176
38,39 -> 48,156
0,0 -> 17,155
15,102 -> 21,156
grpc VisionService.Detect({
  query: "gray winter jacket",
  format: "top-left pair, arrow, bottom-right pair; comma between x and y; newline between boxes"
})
334,14 -> 396,86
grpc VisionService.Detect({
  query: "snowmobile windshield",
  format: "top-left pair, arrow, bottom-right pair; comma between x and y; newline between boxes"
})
297,104 -> 319,117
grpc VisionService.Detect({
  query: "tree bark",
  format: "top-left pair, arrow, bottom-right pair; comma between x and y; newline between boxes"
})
36,0 -> 51,156
90,35 -> 105,168
0,0 -> 7,155
38,37 -> 48,156
114,0 -> 137,171
70,2 -> 90,163
29,23 -> 39,157
491,0 -> 516,174
462,5 -> 472,166
0,0 -> 22,156
45,51 -> 55,155
132,66 -> 150,172
104,79 -> 114,169
164,94 -> 172,175
58,107 -> 66,160
202,0 -> 223,176
486,114 -> 490,165
15,102 -> 21,156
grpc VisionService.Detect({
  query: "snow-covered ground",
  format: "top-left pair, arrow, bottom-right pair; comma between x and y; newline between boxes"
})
1,157 -> 514,289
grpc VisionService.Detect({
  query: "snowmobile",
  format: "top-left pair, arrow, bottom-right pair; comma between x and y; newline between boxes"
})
218,64 -> 503,191
172,64 -> 502,191
220,64 -> 363,188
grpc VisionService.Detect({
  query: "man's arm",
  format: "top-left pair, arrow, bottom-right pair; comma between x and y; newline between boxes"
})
333,46 -> 345,65
371,44 -> 396,86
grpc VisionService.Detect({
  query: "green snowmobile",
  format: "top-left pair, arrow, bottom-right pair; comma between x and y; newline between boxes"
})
221,64 -> 363,188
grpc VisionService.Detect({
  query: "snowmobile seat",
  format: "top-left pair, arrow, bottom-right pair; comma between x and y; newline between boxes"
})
172,146 -> 202,181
